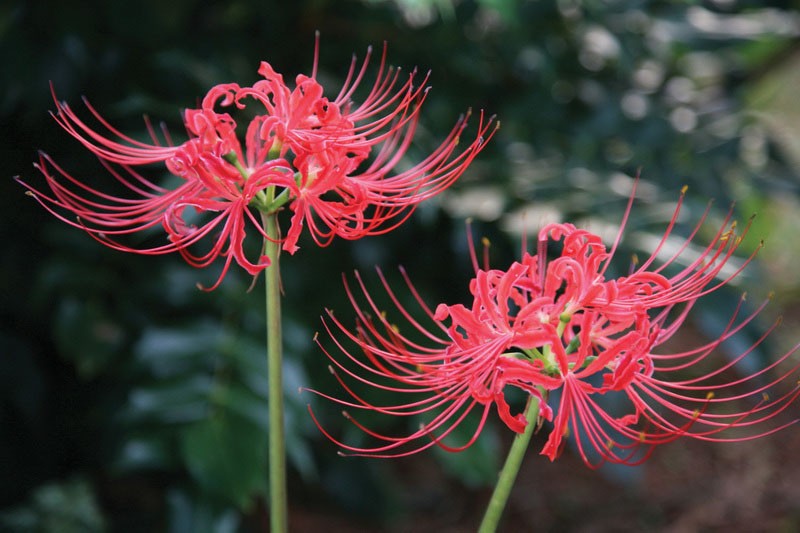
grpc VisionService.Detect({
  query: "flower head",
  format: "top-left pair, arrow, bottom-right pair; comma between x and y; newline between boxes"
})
306,185 -> 800,466
20,35 -> 495,288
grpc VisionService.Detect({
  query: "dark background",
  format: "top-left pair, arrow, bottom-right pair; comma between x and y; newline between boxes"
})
2,0 -> 800,531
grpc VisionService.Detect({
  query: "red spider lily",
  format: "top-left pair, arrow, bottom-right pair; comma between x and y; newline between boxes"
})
306,186 -> 800,466
19,36 -> 495,287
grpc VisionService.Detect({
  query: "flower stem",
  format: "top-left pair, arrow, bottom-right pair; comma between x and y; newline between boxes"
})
263,210 -> 287,533
478,395 -> 542,533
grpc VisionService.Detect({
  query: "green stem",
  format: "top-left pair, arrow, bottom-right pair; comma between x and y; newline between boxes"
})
263,210 -> 287,533
478,394 -> 542,533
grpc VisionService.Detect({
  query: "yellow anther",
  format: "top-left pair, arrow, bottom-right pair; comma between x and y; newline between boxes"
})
705,391 -> 715,400
681,185 -> 689,194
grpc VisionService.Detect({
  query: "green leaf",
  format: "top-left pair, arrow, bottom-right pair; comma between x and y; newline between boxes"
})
179,412 -> 267,510
54,298 -> 125,379
165,489 -> 240,533
134,322 -> 222,378
126,376 -> 214,424
113,438 -> 172,472
432,417 -> 501,488
0,478 -> 106,533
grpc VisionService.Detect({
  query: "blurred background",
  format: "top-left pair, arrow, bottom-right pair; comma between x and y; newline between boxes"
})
2,0 -> 800,531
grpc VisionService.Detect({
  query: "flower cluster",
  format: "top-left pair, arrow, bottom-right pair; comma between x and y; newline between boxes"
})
20,37 -> 495,289
307,187 -> 800,467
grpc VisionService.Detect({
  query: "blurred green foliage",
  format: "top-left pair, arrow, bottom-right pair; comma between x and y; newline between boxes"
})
2,0 -> 799,530
0,478 -> 105,533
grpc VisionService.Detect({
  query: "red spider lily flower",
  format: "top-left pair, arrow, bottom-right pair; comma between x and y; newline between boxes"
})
150,36 -> 495,256
19,36 -> 495,287
306,186 -> 800,466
